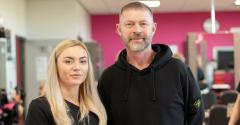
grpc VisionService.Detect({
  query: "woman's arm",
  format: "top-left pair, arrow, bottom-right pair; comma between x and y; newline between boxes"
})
25,97 -> 55,125
228,95 -> 240,125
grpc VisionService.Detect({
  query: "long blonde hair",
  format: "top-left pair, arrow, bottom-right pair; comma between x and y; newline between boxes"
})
45,39 -> 107,125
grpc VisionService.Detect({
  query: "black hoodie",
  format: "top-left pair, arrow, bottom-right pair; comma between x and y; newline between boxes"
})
98,44 -> 204,125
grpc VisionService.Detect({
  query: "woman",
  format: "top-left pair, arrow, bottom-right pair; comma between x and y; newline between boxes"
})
228,81 -> 240,125
26,39 -> 107,125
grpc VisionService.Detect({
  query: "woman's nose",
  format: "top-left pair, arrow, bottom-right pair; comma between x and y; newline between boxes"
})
72,62 -> 80,71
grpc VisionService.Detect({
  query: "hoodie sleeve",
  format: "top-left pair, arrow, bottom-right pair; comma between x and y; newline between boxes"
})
183,67 -> 204,125
98,71 -> 112,125
97,69 -> 112,113
98,75 -> 107,106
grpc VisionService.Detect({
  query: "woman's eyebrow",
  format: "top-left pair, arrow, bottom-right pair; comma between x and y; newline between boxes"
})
79,56 -> 87,59
63,56 -> 74,59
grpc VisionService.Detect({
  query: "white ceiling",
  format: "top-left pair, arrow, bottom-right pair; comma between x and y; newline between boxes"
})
77,0 -> 240,15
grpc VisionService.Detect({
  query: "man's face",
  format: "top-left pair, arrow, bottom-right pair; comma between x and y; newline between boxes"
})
117,9 -> 156,52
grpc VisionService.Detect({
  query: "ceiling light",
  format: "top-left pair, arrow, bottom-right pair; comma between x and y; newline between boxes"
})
235,0 -> 240,5
0,16 -> 4,28
139,1 -> 160,8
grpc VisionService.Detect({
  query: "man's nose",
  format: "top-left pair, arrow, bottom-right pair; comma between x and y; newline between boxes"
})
132,24 -> 142,33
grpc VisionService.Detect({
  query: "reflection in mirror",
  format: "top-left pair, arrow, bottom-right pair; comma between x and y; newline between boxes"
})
188,32 -> 236,91
201,33 -> 234,89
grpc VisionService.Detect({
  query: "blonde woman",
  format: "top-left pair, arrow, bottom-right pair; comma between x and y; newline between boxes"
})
26,40 -> 107,125
228,81 -> 240,125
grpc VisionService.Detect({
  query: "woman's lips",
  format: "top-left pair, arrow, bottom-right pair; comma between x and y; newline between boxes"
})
70,74 -> 81,79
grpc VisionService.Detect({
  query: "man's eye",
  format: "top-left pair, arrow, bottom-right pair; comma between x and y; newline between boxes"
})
126,23 -> 133,27
140,23 -> 148,27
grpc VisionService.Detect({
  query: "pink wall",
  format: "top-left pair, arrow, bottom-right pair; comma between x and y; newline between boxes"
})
91,12 -> 240,68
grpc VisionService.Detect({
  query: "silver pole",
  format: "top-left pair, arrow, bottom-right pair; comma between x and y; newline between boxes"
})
211,0 -> 216,33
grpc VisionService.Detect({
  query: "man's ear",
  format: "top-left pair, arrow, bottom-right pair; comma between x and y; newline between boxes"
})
116,24 -> 122,36
152,22 -> 157,34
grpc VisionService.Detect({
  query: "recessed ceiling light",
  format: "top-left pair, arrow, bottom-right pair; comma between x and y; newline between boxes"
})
235,0 -> 240,5
0,16 -> 4,28
139,1 -> 160,8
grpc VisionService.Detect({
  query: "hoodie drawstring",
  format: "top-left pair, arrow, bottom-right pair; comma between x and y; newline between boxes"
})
121,68 -> 132,102
151,68 -> 157,101
121,68 -> 157,102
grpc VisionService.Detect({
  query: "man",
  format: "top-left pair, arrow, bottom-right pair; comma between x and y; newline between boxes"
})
98,2 -> 204,125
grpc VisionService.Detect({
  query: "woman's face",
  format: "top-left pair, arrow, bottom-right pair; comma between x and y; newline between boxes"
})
57,46 -> 88,87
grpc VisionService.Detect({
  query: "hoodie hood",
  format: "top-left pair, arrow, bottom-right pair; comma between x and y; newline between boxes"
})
115,44 -> 173,102
115,44 -> 173,72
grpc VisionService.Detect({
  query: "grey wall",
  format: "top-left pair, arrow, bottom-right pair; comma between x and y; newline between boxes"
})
0,39 -> 6,88
85,42 -> 103,80
24,40 -> 59,111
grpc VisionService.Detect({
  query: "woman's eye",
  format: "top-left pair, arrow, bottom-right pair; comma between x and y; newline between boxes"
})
64,60 -> 72,64
80,60 -> 87,64
81,60 -> 87,64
